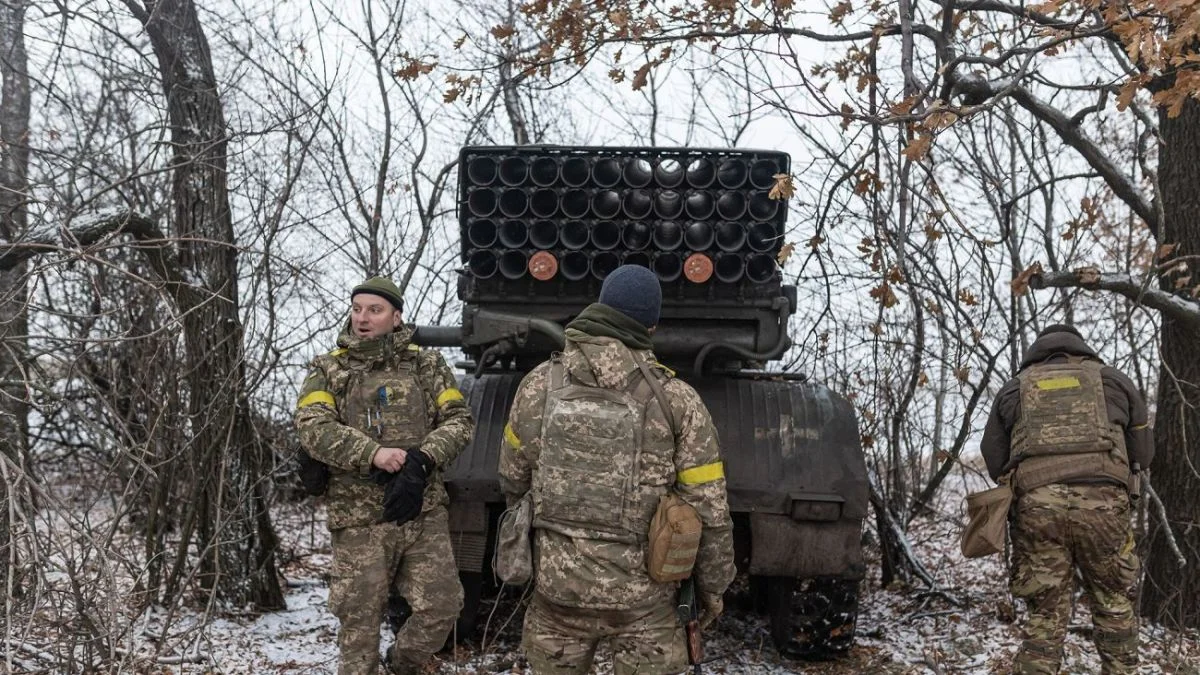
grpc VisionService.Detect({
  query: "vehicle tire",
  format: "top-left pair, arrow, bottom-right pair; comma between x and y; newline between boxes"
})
766,576 -> 860,660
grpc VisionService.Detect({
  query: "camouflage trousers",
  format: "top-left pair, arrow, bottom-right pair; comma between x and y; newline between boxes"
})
1010,483 -> 1139,675
522,592 -> 687,675
328,505 -> 464,675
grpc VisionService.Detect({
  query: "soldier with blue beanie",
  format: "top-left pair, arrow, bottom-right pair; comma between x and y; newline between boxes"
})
499,265 -> 736,674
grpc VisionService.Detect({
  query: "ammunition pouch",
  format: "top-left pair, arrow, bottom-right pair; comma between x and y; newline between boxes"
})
647,493 -> 702,583
495,492 -> 534,585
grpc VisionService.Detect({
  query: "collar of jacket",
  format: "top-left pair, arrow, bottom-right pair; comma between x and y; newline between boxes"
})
336,323 -> 416,366
564,302 -> 654,350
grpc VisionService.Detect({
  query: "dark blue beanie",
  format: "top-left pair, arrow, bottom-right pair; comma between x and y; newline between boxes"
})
599,265 -> 662,327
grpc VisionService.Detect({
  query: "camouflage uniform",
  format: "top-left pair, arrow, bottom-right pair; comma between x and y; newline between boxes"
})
981,328 -> 1152,675
1010,484 -> 1139,674
296,324 -> 474,675
499,328 -> 735,675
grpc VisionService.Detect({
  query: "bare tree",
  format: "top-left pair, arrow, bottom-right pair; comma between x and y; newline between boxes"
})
114,0 -> 283,609
0,0 -> 30,618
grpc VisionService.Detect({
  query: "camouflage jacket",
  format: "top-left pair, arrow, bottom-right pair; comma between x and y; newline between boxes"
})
295,324 -> 474,530
499,330 -> 735,610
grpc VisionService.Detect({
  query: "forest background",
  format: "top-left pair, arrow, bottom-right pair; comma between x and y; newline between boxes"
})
2,0 -> 1200,671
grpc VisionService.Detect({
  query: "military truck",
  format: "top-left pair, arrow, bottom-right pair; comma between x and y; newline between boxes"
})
412,146 -> 869,658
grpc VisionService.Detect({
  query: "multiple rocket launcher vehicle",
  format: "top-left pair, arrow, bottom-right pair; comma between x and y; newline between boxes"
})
409,146 -> 869,657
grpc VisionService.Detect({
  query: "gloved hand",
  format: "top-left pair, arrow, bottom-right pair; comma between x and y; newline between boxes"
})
697,591 -> 724,630
381,450 -> 433,525
297,450 -> 330,497
370,448 -> 418,485
369,465 -> 395,486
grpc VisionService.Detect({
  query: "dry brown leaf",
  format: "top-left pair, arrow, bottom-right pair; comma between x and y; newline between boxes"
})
394,53 -> 436,81
777,242 -> 796,265
1157,243 -> 1180,259
870,282 -> 899,308
840,102 -> 854,131
902,133 -> 932,161
1010,262 -> 1044,296
631,62 -> 652,90
491,24 -> 515,40
955,366 -> 971,384
768,173 -> 796,200
889,93 -> 921,116
829,0 -> 853,24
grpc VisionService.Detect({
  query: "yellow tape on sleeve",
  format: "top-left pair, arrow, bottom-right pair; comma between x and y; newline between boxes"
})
298,391 -> 336,409
504,423 -> 521,450
437,388 -> 465,407
677,461 -> 725,485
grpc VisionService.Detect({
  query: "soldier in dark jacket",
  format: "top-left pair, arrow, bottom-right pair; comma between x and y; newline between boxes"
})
500,265 -> 735,675
981,324 -> 1153,674
295,277 -> 474,675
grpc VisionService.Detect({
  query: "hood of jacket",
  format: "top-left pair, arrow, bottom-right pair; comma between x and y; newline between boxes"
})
560,330 -> 655,390
1019,330 -> 1101,370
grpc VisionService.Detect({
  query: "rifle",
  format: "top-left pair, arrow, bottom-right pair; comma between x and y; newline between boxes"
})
676,577 -> 703,675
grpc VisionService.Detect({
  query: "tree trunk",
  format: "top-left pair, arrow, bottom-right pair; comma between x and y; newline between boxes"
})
0,0 -> 31,611
1142,97 -> 1200,629
128,0 -> 283,610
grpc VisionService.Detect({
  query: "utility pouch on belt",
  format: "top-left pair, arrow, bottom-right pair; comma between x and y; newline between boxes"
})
1128,468 -> 1142,502
648,493 -> 703,582
961,474 -> 1013,559
495,492 -> 534,585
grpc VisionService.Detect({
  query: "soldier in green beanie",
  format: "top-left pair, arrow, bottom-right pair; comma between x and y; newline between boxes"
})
295,276 -> 475,675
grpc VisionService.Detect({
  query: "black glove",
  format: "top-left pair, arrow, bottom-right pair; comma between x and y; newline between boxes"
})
297,450 -> 330,497
369,465 -> 395,486
381,450 -> 433,525
369,447 -> 420,485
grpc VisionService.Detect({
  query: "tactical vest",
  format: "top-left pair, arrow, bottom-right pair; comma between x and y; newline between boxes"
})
531,357 -> 673,544
328,344 -> 431,478
1011,357 -> 1130,493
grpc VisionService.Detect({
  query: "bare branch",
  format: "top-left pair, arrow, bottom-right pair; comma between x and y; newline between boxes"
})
1030,268 -> 1200,334
0,211 -> 179,280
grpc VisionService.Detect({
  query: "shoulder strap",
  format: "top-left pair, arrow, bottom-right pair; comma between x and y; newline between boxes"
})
636,358 -> 676,438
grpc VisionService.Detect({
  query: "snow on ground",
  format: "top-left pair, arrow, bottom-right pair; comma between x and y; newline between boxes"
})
31,468 -> 1200,674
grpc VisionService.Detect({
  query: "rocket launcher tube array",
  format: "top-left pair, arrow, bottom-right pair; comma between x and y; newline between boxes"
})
461,152 -> 786,284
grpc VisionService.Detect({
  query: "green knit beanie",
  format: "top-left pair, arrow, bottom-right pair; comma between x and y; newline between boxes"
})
351,276 -> 404,313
